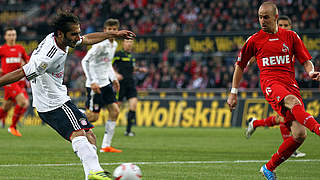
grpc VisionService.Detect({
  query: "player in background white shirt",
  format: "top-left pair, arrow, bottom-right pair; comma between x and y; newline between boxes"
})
0,12 -> 135,180
81,19 -> 122,153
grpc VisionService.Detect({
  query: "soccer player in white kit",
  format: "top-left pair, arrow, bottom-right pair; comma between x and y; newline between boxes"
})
0,12 -> 135,180
82,18 -> 122,153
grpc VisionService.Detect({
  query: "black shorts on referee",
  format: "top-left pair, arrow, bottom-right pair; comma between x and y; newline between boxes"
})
85,83 -> 117,113
118,78 -> 137,102
38,101 -> 94,141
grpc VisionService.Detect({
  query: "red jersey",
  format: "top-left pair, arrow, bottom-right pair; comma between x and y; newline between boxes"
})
237,28 -> 311,84
0,44 -> 30,75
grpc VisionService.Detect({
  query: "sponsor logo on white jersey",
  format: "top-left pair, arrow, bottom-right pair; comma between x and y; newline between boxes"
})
262,55 -> 290,66
51,71 -> 64,79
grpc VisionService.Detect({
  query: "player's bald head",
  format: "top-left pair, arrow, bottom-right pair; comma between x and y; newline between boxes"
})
259,1 -> 278,16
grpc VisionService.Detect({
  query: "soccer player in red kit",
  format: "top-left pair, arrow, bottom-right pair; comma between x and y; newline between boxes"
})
0,27 -> 30,136
227,2 -> 320,180
245,15 -> 306,158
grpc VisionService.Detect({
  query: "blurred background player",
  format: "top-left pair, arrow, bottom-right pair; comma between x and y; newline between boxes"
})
113,38 -> 147,136
245,15 -> 306,158
0,27 -> 30,136
82,18 -> 122,153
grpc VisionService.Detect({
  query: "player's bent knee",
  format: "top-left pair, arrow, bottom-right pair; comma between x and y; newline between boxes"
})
292,130 -> 307,142
70,130 -> 86,141
111,108 -> 120,118
21,100 -> 29,108
86,130 -> 96,145
293,134 -> 306,143
86,111 -> 99,122
109,105 -> 120,119
284,95 -> 301,109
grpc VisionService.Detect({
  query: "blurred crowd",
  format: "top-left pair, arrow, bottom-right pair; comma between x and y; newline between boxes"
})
1,0 -> 319,37
0,0 -> 320,91
63,45 -> 320,92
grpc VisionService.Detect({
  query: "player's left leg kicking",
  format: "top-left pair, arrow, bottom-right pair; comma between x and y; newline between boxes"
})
246,114 -> 306,158
38,101 -> 112,180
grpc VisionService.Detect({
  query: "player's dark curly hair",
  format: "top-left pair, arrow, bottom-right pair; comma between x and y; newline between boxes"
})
51,11 -> 80,36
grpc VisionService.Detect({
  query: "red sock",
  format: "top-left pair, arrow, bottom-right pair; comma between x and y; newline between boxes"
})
0,108 -> 6,119
10,105 -> 27,128
253,116 -> 277,128
291,105 -> 320,135
279,122 -> 291,141
0,108 -> 7,125
266,136 -> 303,171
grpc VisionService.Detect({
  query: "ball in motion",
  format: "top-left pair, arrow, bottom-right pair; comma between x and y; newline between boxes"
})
113,163 -> 142,180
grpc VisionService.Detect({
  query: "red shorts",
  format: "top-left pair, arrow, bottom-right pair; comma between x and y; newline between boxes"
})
3,81 -> 28,102
261,79 -> 303,122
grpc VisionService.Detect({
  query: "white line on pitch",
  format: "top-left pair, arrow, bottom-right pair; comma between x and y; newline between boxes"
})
1,159 -> 320,167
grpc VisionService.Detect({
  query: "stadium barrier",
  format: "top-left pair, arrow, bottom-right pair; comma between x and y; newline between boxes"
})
1,32 -> 318,54
1,89 -> 319,127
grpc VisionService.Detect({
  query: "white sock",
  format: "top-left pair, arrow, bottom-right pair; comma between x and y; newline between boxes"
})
72,136 -> 103,178
101,120 -> 116,148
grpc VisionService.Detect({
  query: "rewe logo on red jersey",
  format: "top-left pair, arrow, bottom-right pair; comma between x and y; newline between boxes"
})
262,55 -> 290,66
5,57 -> 21,63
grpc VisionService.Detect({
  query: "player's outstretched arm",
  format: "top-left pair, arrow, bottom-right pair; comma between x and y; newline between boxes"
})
82,30 -> 136,45
227,65 -> 244,111
0,68 -> 24,87
303,60 -> 320,81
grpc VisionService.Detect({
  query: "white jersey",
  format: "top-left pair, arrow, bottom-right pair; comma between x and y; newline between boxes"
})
81,39 -> 117,88
22,33 -> 73,112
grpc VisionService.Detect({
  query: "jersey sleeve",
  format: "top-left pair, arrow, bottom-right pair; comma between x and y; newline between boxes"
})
22,59 -> 50,81
21,46 -> 30,63
82,43 -> 104,62
81,45 -> 101,84
107,61 -> 117,81
292,31 -> 312,64
236,36 -> 255,69
22,47 -> 55,81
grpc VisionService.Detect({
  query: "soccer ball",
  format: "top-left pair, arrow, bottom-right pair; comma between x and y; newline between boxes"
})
113,163 -> 142,180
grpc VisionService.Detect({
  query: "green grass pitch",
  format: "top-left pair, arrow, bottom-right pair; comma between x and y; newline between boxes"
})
0,125 -> 319,179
